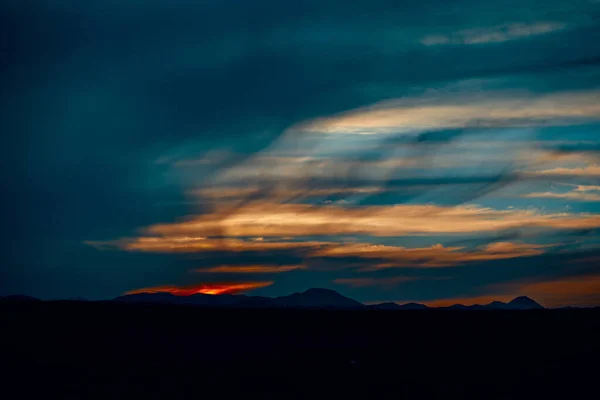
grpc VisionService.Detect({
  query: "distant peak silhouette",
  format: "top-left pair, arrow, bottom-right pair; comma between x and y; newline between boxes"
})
303,288 -> 340,295
507,296 -> 544,310
275,288 -> 363,308
399,302 -> 429,310
369,302 -> 429,310
1,295 -> 41,303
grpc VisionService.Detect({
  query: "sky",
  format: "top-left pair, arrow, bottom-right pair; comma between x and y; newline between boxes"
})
2,0 -> 600,307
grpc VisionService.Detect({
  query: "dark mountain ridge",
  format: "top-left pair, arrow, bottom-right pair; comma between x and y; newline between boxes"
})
110,289 -> 545,310
2,290 -> 547,309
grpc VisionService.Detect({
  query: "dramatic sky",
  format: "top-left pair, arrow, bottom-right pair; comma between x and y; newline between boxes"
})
3,0 -> 600,307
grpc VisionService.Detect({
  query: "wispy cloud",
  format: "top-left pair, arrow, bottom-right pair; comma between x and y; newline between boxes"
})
527,164 -> 600,177
124,202 -> 600,238
317,242 -> 550,268
570,184 -> 600,192
193,265 -> 305,273
523,191 -> 600,201
92,235 -> 553,268
294,90 -> 600,134
421,22 -> 567,46
193,185 -> 386,200
88,237 -> 330,253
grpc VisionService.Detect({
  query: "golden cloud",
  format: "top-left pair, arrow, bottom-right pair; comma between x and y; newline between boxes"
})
91,234 -> 552,269
293,90 -> 600,134
193,265 -> 305,273
137,202 -> 600,238
87,236 -> 330,253
317,242 -> 549,268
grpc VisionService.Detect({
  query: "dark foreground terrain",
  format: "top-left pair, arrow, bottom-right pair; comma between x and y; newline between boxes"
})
2,302 -> 598,399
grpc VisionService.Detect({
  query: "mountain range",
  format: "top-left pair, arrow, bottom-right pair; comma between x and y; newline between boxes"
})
108,288 -> 545,310
1,289 -> 549,309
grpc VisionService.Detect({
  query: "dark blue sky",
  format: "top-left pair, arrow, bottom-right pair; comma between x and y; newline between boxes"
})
2,0 -> 600,306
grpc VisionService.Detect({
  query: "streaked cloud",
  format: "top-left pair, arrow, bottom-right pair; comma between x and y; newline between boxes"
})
527,164 -> 600,176
92,234 -> 552,268
294,90 -> 600,134
421,22 -> 567,46
193,265 -> 305,273
132,202 -> 600,238
570,184 -> 600,192
193,185 -> 385,201
317,242 -> 549,268
523,191 -> 600,201
125,281 -> 274,296
88,236 -> 330,253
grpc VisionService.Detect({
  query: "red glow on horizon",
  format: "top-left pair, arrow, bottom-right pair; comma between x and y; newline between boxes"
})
125,281 -> 274,296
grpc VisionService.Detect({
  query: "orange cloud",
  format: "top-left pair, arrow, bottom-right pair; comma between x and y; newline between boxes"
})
125,281 -> 274,296
92,235 -> 551,268
87,237 -> 330,253
194,265 -> 305,273
317,242 -> 549,268
133,202 -> 600,238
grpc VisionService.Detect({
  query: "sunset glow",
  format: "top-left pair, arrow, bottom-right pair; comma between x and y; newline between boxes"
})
11,0 -> 599,308
125,282 -> 274,296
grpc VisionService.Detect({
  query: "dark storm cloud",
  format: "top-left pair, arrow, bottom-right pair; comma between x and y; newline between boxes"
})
2,0 -> 599,299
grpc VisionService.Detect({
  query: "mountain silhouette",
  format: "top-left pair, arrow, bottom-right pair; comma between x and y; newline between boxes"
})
65,297 -> 89,302
274,288 -> 363,308
114,292 -> 183,304
444,297 -> 544,310
485,301 -> 509,310
369,302 -> 429,310
114,292 -> 248,307
369,302 -> 403,310
0,295 -> 41,303
507,296 -> 544,310
14,290 -> 546,310
398,302 -> 429,310
114,288 -> 363,309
